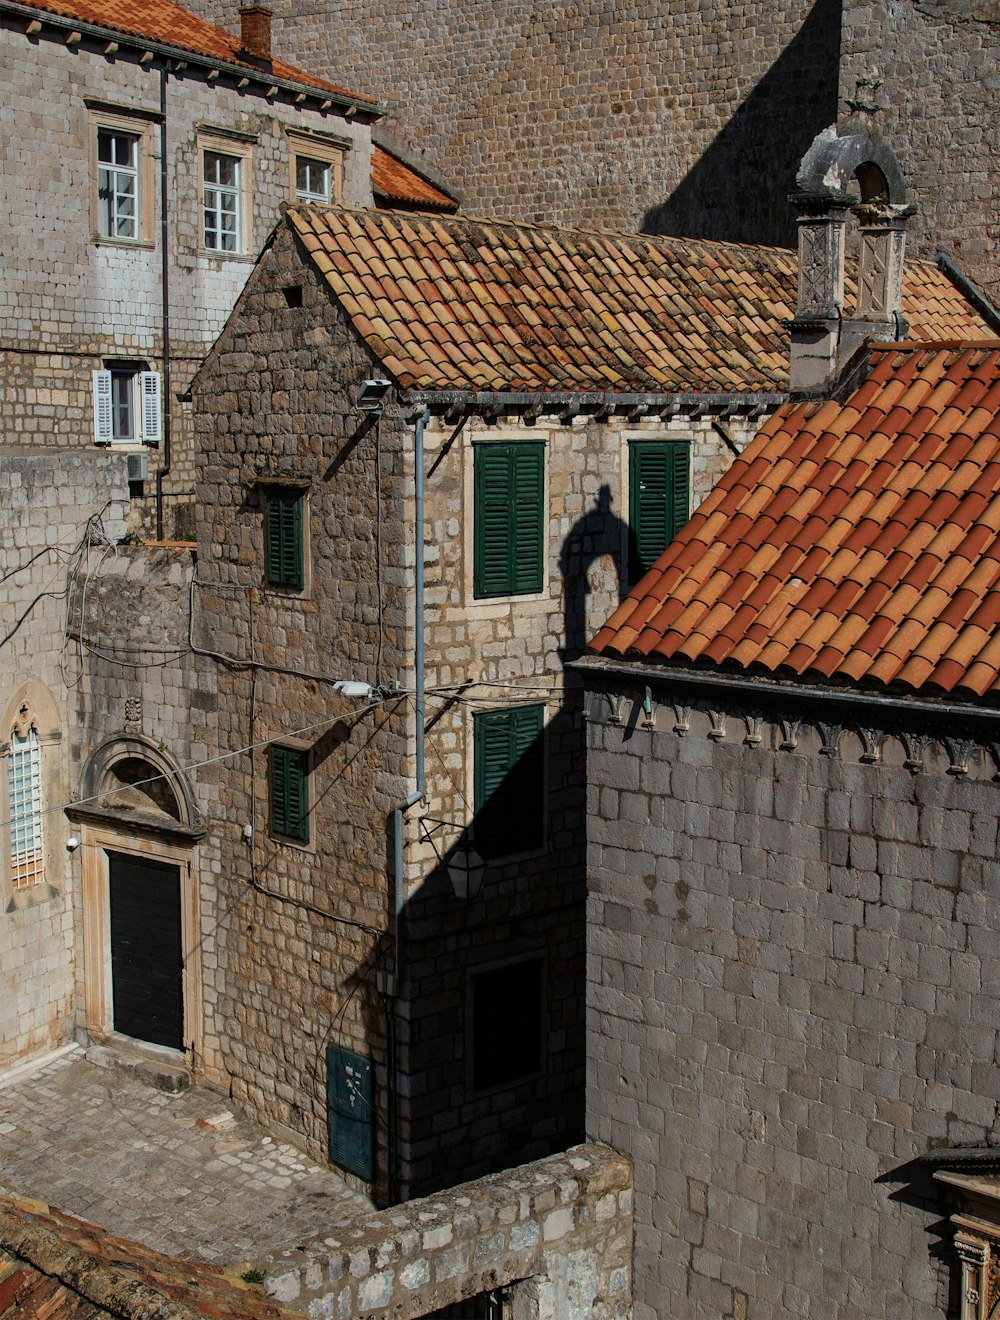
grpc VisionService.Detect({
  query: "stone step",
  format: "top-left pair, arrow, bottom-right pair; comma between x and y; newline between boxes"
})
85,1039 -> 190,1094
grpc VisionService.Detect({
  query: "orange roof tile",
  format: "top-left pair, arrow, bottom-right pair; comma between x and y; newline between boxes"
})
20,0 -> 376,102
589,342 -> 1000,703
0,1192 -> 293,1320
372,147 -> 458,211
287,206 -> 992,396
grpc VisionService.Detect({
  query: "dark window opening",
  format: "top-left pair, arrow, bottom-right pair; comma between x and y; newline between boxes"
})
282,284 -> 303,308
471,959 -> 544,1092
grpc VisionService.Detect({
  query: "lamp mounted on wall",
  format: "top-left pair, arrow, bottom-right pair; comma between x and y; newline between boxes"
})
354,379 -> 392,414
421,817 -> 487,900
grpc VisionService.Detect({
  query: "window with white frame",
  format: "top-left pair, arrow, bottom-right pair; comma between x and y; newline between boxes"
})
295,155 -> 332,204
92,365 -> 161,446
203,149 -> 243,252
98,127 -> 140,240
8,725 -> 43,891
287,130 -> 345,207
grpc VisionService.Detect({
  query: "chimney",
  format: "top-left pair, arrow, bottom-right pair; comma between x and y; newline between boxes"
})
238,5 -> 273,63
789,128 -> 915,395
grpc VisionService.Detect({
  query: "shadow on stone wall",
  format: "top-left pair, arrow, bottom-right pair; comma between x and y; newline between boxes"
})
642,0 -> 842,249
392,487 -> 631,1198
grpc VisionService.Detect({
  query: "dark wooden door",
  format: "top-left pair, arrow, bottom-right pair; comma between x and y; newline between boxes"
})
108,852 -> 183,1050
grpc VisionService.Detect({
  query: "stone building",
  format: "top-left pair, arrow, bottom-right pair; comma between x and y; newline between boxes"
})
0,0 -> 457,1075
177,194 -> 985,1202
198,0 -> 1000,298
579,156 -> 1000,1315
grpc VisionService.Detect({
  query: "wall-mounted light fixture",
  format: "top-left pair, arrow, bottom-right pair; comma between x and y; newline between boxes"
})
354,379 -> 392,414
421,817 -> 487,900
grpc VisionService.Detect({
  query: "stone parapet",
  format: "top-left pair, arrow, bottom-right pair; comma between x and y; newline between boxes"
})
262,1143 -> 633,1319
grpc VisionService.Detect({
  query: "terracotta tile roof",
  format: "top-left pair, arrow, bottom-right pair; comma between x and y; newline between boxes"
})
17,0 -> 376,102
287,207 -> 992,396
371,147 -> 458,212
590,342 -> 1000,703
0,1192 -> 292,1320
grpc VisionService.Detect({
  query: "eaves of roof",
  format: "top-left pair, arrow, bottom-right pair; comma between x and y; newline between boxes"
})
0,0 -> 380,113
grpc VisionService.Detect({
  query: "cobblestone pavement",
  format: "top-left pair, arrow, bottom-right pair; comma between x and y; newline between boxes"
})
0,1047 -> 372,1264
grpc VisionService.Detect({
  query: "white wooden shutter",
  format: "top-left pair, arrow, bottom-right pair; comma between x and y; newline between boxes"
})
92,370 -> 113,445
139,371 -> 161,444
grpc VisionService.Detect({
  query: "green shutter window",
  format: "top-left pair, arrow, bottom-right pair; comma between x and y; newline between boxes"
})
265,489 -> 305,589
270,745 -> 309,842
629,441 -> 690,580
474,443 -> 544,598
474,704 -> 544,858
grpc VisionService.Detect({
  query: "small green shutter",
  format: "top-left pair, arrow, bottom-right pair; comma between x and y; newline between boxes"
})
270,745 -> 309,842
474,443 -> 544,597
474,704 -> 544,858
265,490 -> 304,589
629,441 -> 690,580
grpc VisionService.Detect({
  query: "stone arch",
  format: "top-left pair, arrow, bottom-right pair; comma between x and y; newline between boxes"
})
81,735 -> 201,828
795,127 -> 908,205
2,679 -> 60,746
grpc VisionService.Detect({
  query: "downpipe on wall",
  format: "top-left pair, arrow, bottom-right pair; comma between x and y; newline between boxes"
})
155,63 -> 172,541
387,406 -> 429,1203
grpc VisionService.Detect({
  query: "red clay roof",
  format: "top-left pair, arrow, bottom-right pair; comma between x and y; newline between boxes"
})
287,206 -> 992,395
372,146 -> 458,211
589,342 -> 1000,703
0,1192 -> 292,1320
17,0 -> 376,102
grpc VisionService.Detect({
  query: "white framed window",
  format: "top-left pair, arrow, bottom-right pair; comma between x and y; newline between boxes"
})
295,155 -> 332,204
8,726 -> 43,892
286,130 -> 345,207
93,366 -> 161,446
88,106 -> 156,246
98,128 -> 140,239
203,149 -> 244,253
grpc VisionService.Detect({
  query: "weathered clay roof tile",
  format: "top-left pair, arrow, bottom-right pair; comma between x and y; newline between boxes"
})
589,342 -> 1000,703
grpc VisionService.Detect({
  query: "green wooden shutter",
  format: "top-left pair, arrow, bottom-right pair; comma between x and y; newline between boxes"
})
270,745 -> 309,842
474,704 -> 544,858
265,490 -> 304,589
629,441 -> 690,580
474,443 -> 544,597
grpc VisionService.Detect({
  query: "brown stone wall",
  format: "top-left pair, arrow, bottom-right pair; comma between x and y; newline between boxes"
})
193,224 -> 411,1194
840,0 -> 1000,299
202,0 -> 842,248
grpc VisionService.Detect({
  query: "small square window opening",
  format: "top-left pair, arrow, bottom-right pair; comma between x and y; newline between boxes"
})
295,155 -> 331,204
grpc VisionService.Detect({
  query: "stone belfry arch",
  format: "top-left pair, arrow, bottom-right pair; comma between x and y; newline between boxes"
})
788,127 -> 917,392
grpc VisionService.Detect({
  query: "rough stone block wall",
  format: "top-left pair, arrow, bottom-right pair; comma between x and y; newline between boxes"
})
202,0 -> 841,248
193,225 -> 410,1194
585,674 -> 1000,1320
403,410 -> 758,1196
0,450 -> 128,1069
0,14 -> 372,539
71,544 -> 223,1072
840,0 -> 1000,299
262,1143 -> 633,1320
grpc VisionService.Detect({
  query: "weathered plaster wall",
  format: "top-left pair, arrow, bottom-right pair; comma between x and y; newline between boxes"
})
585,672 -> 1000,1320
0,13 -> 372,537
840,0 -> 1000,299
203,0 -> 841,248
263,1143 -> 633,1320
0,450 -> 128,1069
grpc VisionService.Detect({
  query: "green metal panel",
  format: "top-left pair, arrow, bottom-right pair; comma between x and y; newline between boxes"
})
629,441 -> 690,580
473,704 -> 544,858
474,443 -> 544,597
270,745 -> 308,842
327,1045 -> 374,1181
265,490 -> 304,589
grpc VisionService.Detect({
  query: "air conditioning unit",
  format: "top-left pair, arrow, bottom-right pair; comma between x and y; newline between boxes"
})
126,452 -> 148,483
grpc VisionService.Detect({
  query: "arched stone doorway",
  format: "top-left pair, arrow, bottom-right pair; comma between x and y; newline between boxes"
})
70,736 -> 205,1061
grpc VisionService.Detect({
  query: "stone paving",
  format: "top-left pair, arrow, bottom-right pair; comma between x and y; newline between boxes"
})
0,1047 -> 372,1265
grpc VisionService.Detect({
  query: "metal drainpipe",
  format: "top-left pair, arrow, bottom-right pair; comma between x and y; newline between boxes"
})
155,63 -> 172,541
387,406 -> 429,1203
